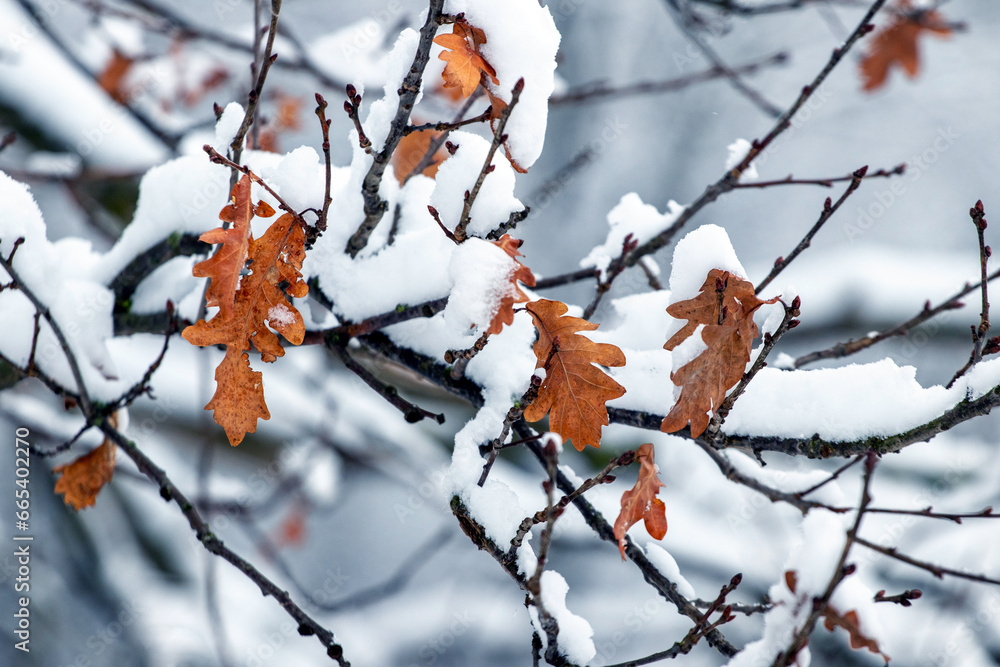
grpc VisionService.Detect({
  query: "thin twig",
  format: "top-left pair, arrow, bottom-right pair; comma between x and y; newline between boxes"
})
454,78 -> 524,243
664,0 -> 783,117
478,375 -> 541,486
508,449 -> 634,559
550,53 -> 787,106
0,237 -> 94,417
794,455 -> 864,498
775,452 -> 877,666
329,343 -> 445,425
855,535 -> 1000,586
732,164 -> 904,189
403,92 -> 482,184
863,505 -> 997,523
605,575 -> 741,666
582,234 -> 638,320
346,0 -> 446,257
704,297 -> 801,442
405,108 -> 492,135
312,93 -> 334,246
102,427 -> 351,665
794,266 -> 1000,369
230,0 -> 283,185
947,200 -> 991,388
755,166 -> 868,294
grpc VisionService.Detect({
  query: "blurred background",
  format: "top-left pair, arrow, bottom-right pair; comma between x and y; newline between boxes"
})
1,0 -> 999,665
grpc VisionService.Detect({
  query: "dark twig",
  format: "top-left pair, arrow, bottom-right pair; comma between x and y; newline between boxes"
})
346,0 -> 446,257
550,53 -> 787,106
312,93 -> 334,244
305,296 -> 449,346
0,238 -> 94,417
403,92 -> 482,185
533,268 -> 599,290
526,439 -> 560,597
874,588 -> 922,606
329,343 -> 445,425
0,131 -> 15,155
102,427 -> 351,665
605,575 -> 741,666
947,200 -> 991,388
478,376 -> 542,487
508,449 -> 634,559
733,164 -> 904,190
342,84 -> 372,153
230,0 -> 283,184
704,297 -> 801,442
794,266 -> 1000,369
775,453 -> 877,666
756,167 -> 867,294
664,0 -> 783,118
405,108 -> 492,135
534,0 -> 886,293
582,234 -> 638,320
688,0 -> 867,14
454,78 -> 524,243
203,146 -> 308,225
794,455 -> 864,499
855,535 -> 1000,586
863,505 -> 997,523
445,329 -> 491,380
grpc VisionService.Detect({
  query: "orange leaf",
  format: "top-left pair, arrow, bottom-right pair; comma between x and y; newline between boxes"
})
859,1 -> 952,91
274,501 -> 308,548
661,270 -> 777,438
193,176 -> 255,319
822,608 -> 890,661
486,235 -> 535,336
522,299 -> 626,450
434,21 -> 498,99
97,49 -> 134,104
391,127 -> 446,184
183,177 -> 308,446
53,436 -> 117,510
613,443 -> 668,559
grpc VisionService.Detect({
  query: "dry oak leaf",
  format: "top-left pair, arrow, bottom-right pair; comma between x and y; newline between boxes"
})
193,176 -> 276,319
859,1 -> 952,91
392,127 -> 446,184
183,179 -> 308,446
97,49 -> 134,104
522,299 -> 626,450
613,443 -> 668,560
823,608 -> 891,663
785,570 -> 890,663
53,412 -> 123,510
434,20 -> 499,99
661,269 -> 777,438
486,235 -> 535,336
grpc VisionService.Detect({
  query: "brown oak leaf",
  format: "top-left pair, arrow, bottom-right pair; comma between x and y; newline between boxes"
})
859,1 -> 952,91
183,177 -> 308,446
785,570 -> 890,663
613,443 -> 668,559
97,49 -> 134,104
486,235 -> 535,335
391,127 -> 446,184
823,608 -> 891,662
522,299 -> 626,450
661,269 -> 777,438
434,20 -> 498,99
53,412 -> 123,510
